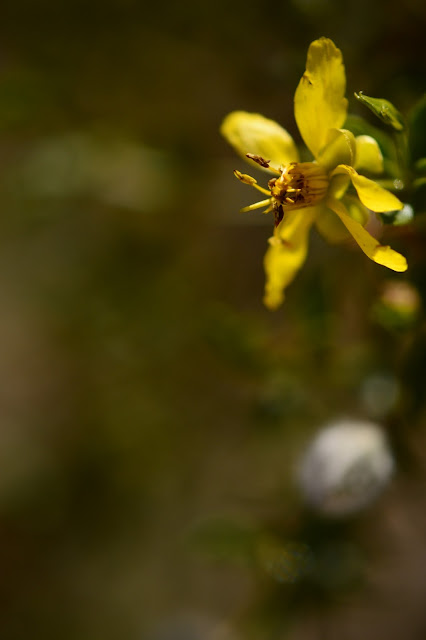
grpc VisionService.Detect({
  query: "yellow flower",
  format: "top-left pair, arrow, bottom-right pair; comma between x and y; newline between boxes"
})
221,37 -> 407,309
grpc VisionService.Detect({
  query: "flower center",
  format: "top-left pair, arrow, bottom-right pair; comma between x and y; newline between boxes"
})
268,162 -> 329,224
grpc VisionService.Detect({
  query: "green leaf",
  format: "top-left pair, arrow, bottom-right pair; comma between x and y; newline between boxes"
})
354,92 -> 405,131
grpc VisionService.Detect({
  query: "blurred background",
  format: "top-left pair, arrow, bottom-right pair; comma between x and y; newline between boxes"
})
0,1 -> 426,638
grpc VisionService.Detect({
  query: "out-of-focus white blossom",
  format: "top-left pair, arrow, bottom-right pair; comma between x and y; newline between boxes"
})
297,419 -> 394,516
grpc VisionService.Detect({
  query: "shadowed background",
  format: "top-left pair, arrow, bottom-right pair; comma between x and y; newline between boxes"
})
0,1 -> 425,638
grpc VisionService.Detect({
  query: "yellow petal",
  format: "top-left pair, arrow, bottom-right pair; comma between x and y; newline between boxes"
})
316,197 -> 369,244
328,172 -> 350,199
317,128 -> 355,172
355,135 -> 384,173
331,164 -> 403,212
294,38 -> 348,159
327,197 -> 407,271
220,111 -> 299,172
263,208 -> 317,309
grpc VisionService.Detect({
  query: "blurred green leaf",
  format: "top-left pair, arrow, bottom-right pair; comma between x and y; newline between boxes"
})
409,94 -> 426,163
257,536 -> 314,584
202,304 -> 266,373
188,517 -> 258,566
415,158 -> 426,173
354,92 -> 405,131
410,179 -> 426,214
371,279 -> 421,332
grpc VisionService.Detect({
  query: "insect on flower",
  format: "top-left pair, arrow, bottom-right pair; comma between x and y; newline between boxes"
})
221,38 -> 407,309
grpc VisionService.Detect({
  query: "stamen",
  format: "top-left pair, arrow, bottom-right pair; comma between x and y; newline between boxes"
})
233,161 -> 329,228
246,154 -> 271,168
269,162 -> 328,211
234,170 -> 271,196
240,199 -> 272,213
245,154 -> 281,175
233,170 -> 257,185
